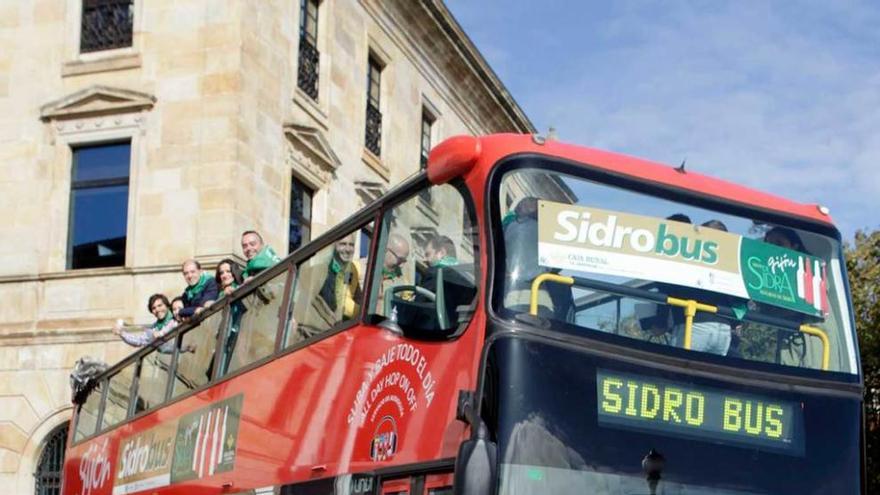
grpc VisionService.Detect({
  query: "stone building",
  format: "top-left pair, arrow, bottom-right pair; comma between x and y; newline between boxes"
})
0,0 -> 535,493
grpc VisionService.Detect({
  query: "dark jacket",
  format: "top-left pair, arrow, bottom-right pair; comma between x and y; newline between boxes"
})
179,277 -> 219,318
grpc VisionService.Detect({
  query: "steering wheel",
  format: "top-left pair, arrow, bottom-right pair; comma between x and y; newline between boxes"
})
389,285 -> 436,301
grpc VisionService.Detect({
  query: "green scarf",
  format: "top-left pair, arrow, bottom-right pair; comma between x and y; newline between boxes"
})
244,246 -> 281,278
501,211 -> 517,227
434,256 -> 458,268
184,272 -> 211,300
219,281 -> 239,299
382,265 -> 402,280
151,311 -> 173,330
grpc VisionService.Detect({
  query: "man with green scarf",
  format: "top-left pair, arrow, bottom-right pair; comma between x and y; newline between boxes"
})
241,230 -> 282,280
178,259 -> 219,319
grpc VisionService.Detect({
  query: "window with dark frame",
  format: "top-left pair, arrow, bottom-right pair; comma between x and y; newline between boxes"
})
420,108 -> 435,169
289,176 -> 313,254
297,0 -> 320,100
34,424 -> 68,495
419,108 -> 436,203
80,0 -> 134,53
68,142 -> 131,270
365,56 -> 383,157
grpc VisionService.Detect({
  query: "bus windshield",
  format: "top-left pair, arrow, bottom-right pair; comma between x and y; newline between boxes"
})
495,163 -> 858,375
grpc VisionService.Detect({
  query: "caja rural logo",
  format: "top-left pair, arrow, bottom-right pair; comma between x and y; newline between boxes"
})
553,209 -> 720,265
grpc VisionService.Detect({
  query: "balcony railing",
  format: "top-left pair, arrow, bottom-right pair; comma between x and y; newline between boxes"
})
297,37 -> 320,100
365,103 -> 382,157
80,0 -> 134,53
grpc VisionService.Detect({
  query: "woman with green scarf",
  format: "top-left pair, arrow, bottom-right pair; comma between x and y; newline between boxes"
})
213,258 -> 247,374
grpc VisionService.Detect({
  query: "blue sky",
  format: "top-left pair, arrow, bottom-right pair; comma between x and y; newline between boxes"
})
446,1 -> 880,241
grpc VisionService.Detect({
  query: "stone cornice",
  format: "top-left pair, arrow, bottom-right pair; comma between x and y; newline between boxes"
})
40,84 -> 156,121
419,0 -> 534,133
0,254 -> 241,285
284,122 -> 341,190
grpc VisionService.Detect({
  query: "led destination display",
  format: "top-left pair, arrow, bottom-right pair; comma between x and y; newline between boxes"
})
596,370 -> 803,454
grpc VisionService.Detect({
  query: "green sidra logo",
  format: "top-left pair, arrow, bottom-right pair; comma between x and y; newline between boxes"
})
553,210 -> 720,265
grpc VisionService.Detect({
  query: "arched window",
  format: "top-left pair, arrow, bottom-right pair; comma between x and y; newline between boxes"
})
34,424 -> 68,495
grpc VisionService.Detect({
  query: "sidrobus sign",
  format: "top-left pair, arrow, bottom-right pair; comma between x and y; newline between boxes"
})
596,369 -> 803,454
111,394 -> 243,494
538,201 -> 827,317
113,423 -> 175,495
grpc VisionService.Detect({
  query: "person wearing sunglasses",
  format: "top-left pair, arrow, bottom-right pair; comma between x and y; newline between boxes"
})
376,233 -> 411,312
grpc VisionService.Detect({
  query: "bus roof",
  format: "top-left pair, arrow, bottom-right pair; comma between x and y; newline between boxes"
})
430,134 -> 836,228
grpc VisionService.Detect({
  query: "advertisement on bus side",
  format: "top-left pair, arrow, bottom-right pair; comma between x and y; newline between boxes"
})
111,394 -> 243,494
537,201 -> 827,317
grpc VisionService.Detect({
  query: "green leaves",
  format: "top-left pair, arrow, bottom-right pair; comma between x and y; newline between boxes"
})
845,229 -> 880,489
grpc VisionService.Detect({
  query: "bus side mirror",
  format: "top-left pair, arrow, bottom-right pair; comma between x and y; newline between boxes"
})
454,422 -> 497,495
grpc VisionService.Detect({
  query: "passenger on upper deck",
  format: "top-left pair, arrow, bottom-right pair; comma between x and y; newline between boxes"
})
673,219 -> 734,355
178,259 -> 219,320
419,235 -> 458,293
764,226 -> 806,253
170,296 -> 184,322
112,294 -> 178,353
376,233 -> 411,310
502,197 -> 573,321
214,258 -> 244,300
241,230 -> 282,281
317,236 -> 362,319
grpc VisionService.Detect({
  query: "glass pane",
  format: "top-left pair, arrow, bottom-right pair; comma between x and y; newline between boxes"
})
497,166 -> 858,374
69,185 -> 128,269
172,310 -> 224,398
102,363 -> 135,428
135,345 -> 173,413
222,271 -> 288,375
286,224 -> 372,346
289,178 -> 313,254
74,382 -> 103,442
368,184 -> 477,333
72,142 -> 130,182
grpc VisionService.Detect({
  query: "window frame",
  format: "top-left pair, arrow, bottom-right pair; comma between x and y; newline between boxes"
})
297,0 -> 321,100
79,0 -> 135,54
366,178 -> 480,341
485,154 -> 860,386
289,175 -> 314,254
419,108 -> 436,170
34,424 -> 69,495
365,54 -> 384,157
66,140 -> 132,270
281,219 -> 377,351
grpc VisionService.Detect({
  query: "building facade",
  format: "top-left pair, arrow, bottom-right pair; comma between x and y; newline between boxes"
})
0,1 -> 533,493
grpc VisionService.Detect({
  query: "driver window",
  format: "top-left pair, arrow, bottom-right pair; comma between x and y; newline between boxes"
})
369,183 -> 477,333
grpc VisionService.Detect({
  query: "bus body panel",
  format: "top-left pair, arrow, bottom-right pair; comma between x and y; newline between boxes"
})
63,319 -> 483,494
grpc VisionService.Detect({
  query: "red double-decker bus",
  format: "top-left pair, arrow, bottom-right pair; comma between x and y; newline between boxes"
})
62,134 -> 863,495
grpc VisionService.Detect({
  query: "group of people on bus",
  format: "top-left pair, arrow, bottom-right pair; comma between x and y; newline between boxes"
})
111,230 -> 281,352
114,220 -> 466,356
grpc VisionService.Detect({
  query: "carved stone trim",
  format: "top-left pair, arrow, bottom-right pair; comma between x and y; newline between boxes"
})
40,85 -> 156,122
51,113 -> 145,137
355,180 -> 386,206
284,122 -> 341,191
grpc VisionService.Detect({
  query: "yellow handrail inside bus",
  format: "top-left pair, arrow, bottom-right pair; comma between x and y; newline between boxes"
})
666,297 -> 717,350
529,273 -> 575,316
799,324 -> 830,371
